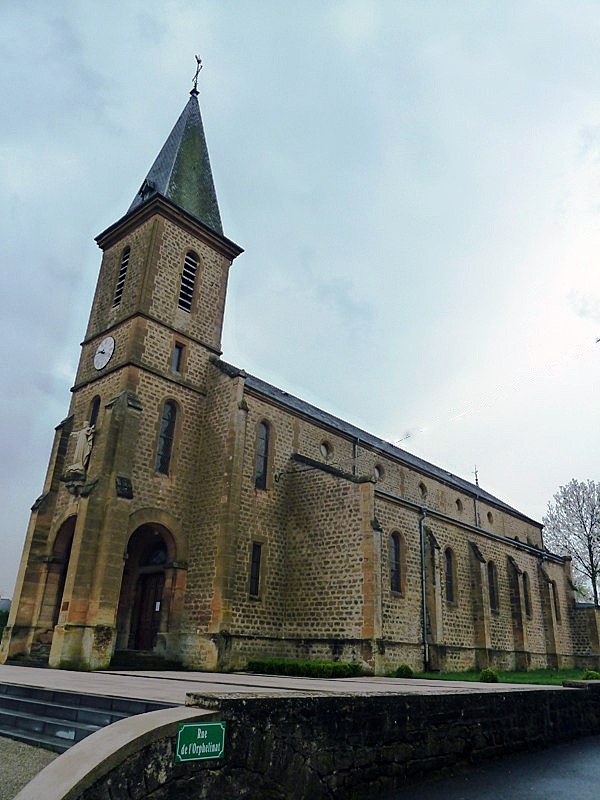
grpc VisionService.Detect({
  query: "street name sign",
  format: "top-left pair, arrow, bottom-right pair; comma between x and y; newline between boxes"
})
175,721 -> 226,762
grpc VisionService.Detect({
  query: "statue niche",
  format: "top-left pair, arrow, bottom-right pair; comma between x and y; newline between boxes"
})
61,421 -> 96,495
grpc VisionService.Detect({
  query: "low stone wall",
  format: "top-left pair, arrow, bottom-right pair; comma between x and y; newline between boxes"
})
18,684 -> 600,800
181,686 -> 600,799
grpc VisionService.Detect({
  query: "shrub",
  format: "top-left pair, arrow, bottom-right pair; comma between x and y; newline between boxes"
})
479,667 -> 499,683
583,669 -> 600,680
394,663 -> 414,678
246,657 -> 365,678
0,610 -> 7,637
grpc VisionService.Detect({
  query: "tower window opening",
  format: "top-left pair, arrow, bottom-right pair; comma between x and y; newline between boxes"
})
88,395 -> 101,428
112,247 -> 130,307
171,342 -> 184,373
249,542 -> 262,597
178,251 -> 199,312
155,401 -> 177,475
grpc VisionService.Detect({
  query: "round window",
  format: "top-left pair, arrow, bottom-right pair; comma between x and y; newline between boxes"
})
320,441 -> 332,460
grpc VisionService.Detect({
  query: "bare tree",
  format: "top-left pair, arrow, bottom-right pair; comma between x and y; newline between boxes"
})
543,479 -> 600,606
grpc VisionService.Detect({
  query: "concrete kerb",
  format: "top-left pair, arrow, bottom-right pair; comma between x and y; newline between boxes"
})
14,706 -> 216,800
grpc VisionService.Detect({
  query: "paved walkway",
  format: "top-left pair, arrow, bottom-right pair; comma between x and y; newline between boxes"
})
0,665 -> 566,705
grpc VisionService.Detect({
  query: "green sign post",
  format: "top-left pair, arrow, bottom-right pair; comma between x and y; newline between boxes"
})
175,721 -> 226,762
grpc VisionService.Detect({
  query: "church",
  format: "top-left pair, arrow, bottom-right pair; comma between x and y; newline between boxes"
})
2,77 -> 600,675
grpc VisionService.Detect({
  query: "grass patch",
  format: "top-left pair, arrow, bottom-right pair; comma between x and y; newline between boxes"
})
411,668 -> 591,685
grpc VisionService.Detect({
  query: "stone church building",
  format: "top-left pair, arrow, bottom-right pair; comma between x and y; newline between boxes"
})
2,84 -> 600,674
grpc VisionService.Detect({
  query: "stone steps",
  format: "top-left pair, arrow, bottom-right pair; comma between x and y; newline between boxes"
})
0,682 -> 174,753
110,649 -> 183,670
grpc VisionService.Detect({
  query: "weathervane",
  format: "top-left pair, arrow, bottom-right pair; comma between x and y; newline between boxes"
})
191,55 -> 202,96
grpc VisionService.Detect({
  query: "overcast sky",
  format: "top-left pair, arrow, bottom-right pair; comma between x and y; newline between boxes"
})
1,2 -> 600,597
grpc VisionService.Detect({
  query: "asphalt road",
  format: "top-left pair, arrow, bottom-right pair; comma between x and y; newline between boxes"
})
381,734 -> 600,800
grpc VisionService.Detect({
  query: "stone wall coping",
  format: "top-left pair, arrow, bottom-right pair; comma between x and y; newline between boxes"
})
14,705 -> 216,800
563,680 -> 600,689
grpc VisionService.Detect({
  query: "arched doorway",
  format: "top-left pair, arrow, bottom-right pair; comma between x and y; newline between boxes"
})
36,517 -> 76,632
116,525 -> 176,652
51,519 -> 76,628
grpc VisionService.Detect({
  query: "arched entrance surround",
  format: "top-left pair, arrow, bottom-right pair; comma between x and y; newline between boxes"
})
115,512 -> 187,655
34,515 -> 77,644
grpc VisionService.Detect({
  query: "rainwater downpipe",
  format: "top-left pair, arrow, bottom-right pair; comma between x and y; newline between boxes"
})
419,508 -> 429,672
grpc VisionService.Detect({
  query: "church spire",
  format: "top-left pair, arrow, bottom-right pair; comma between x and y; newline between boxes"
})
127,69 -> 223,234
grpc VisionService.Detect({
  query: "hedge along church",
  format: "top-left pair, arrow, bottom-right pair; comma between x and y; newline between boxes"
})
3,75 -> 600,675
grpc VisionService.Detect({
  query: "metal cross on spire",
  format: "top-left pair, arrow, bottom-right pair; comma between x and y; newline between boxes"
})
191,55 -> 202,96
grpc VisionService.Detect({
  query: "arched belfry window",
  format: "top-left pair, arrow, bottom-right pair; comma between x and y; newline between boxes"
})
155,401 -> 177,474
254,421 -> 270,490
112,246 -> 130,307
178,251 -> 199,312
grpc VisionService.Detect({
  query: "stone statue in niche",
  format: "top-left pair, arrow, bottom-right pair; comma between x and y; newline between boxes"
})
61,421 -> 96,495
69,421 -> 95,471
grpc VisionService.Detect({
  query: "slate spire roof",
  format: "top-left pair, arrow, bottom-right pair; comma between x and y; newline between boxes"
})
127,88 -> 223,234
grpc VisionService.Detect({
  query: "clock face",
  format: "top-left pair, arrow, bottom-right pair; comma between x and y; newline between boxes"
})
93,336 -> 115,370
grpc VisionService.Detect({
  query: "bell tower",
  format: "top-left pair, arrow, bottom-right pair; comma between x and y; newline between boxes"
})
1,72 -> 242,669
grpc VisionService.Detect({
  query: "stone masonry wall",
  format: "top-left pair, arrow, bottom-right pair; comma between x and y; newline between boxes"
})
76,686 -> 600,800
284,466 -> 366,641
186,372 -> 579,673
375,492 -> 578,673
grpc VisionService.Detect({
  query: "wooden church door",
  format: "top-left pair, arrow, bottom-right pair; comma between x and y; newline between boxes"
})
132,572 -> 165,650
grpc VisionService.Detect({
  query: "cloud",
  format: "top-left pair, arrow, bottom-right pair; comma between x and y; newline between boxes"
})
329,1 -> 380,50
569,291 -> 600,324
3,0 -> 600,596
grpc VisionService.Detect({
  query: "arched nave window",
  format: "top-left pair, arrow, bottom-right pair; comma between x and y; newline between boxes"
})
390,532 -> 406,595
445,547 -> 457,604
522,571 -> 532,618
254,421 -> 270,490
488,560 -> 499,612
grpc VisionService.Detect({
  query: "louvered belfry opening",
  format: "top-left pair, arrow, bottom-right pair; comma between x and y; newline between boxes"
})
112,246 -> 130,306
178,251 -> 198,311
